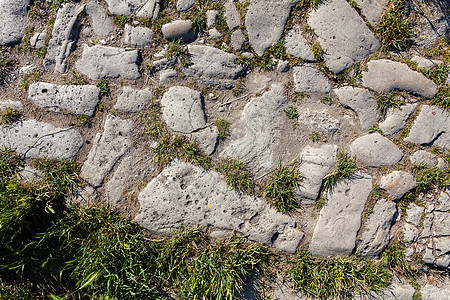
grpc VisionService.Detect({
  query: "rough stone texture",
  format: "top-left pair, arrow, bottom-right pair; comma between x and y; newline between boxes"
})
224,0 -> 240,30
44,3 -> 85,73
411,55 -> 442,69
285,24 -> 316,61
404,223 -> 419,244
105,0 -> 160,19
245,0 -> 298,56
410,150 -> 438,168
86,2 -> 115,38
30,30 -> 47,49
136,0 -> 160,18
105,155 -> 133,205
421,281 -> 450,300
0,120 -> 83,160
185,45 -> 244,88
159,69 -> 177,83
28,82 -> 100,116
206,10 -> 218,27
220,84 -> 287,176
307,0 -> 380,74
113,86 -> 152,113
298,110 -> 340,134
379,104 -> 417,136
362,60 -> 438,99
230,30 -> 245,51
80,115 -> 132,187
406,204 -> 425,226
176,0 -> 194,11
135,160 -> 304,253
350,133 -> 403,167
161,20 -> 195,43
124,24 -> 153,47
354,280 -> 416,300
334,87 -> 378,130
160,86 -> 206,134
380,171 -> 416,199
356,199 -> 397,259
404,105 -> 450,150
209,28 -> 222,39
293,65 -> 331,94
0,100 -> 23,110
192,127 -> 218,155
0,0 -> 29,45
353,0 -> 389,26
75,44 -> 141,80
293,144 -> 338,204
309,172 -> 372,257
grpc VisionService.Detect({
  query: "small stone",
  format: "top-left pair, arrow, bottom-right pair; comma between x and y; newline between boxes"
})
28,82 -> 100,116
113,86 -> 152,113
406,204 -> 425,225
208,28 -> 222,39
410,150 -> 439,168
362,59 -> 438,99
124,24 -> 154,47
75,44 -> 141,80
0,100 -> 23,111
192,127 -> 218,155
380,171 -> 416,199
411,55 -> 442,69
293,65 -> 331,94
86,2 -> 115,38
160,86 -> 206,133
176,0 -> 195,11
422,246 -> 435,265
379,104 -> 417,136
224,0 -> 240,30
30,31 -> 47,49
159,69 -> 177,83
350,133 -> 403,167
104,155 -> 133,205
284,24 -> 316,61
206,10 -> 218,27
277,60 -> 289,73
432,212 -> 450,237
334,87 -> 378,130
162,20 -> 195,43
231,30 -> 245,51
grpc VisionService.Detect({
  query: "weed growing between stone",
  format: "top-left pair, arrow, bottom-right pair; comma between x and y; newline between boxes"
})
284,105 -> 299,119
0,49 -> 14,85
381,241 -> 416,277
309,131 -> 321,142
421,61 -> 450,110
375,0 -> 411,50
216,158 -> 255,194
413,165 -> 450,194
20,71 -> 41,90
214,119 -> 231,141
288,251 -> 392,298
0,107 -> 20,127
63,71 -> 88,85
263,163 -> 302,213
375,91 -> 406,116
96,78 -> 110,96
322,152 -> 359,191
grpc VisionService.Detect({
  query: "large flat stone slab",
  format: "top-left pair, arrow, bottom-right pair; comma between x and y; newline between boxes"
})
350,133 -> 403,167
28,82 -> 100,116
309,172 -> 372,256
185,45 -> 244,88
135,160 -> 304,253
80,115 -> 132,187
404,105 -> 450,150
0,0 -> 29,45
307,0 -> 380,74
113,86 -> 152,113
0,120 -> 83,160
293,65 -> 331,94
334,87 -> 378,130
219,84 -> 287,176
245,0 -> 297,56
285,24 -> 316,61
362,60 -> 438,99
75,44 -> 141,80
86,2 -> 115,38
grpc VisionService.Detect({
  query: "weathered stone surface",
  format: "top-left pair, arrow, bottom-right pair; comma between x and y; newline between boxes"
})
80,115 -> 132,187
433,212 -> 450,237
192,127 -> 218,155
298,110 -> 340,134
350,133 -> 403,167
285,24 -> 316,61
162,20 -> 195,42
136,0 -> 160,18
410,150 -> 440,168
124,24 -> 153,47
208,28 -> 222,39
245,0 -> 297,56
17,167 -> 44,182
406,204 -> 425,226
105,0 -> 160,18
411,55 -> 442,69
380,171 -> 416,199
86,2 -> 115,38
176,0 -> 194,11
206,10 -> 218,27
220,85 -> 287,176
231,30 -> 245,51
404,105 -> 450,150
224,0 -> 240,30
355,280 -> 416,300
28,82 -> 100,116
379,104 -> 417,136
293,65 -> 331,94
309,172 -> 372,256
135,160 -> 304,253
436,190 -> 450,212
0,0 -> 29,45
75,44 -> 141,80
404,223 -> 419,244
334,87 -> 378,130
362,60 -> 438,99
113,86 -> 152,113
354,0 -> 389,26
30,30 -> 47,49
421,282 -> 450,300
160,86 -> 206,134
293,144 -> 338,204
159,69 -> 177,83
0,120 -> 83,160
307,0 -> 380,73
0,100 -> 23,110
185,45 -> 244,88
356,199 -> 397,259
44,3 -> 85,73
105,155 -> 134,205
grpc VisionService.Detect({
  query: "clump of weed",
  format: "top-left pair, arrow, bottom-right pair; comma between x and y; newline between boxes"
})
0,148 -> 24,183
375,92 -> 405,116
263,163 -> 302,213
154,85 -> 167,99
191,11 -> 207,34
142,103 -> 168,139
0,279 -> 31,299
413,165 -> 449,194
288,251 -> 391,298
0,107 -> 20,127
424,38 -> 449,60
309,131 -> 321,142
232,78 -> 245,96
284,106 -> 299,119
311,43 -> 324,61
0,49 -> 14,85
216,158 -> 255,194
320,96 -> 332,105
314,196 -> 326,210
64,71 -> 88,85
214,119 -> 230,141
368,123 -> 383,134
322,152 -> 359,191
381,241 -> 416,277
166,38 -> 185,58
431,85 -> 449,110
375,0 -> 411,50
255,54 -> 273,71
270,39 -> 287,59
20,71 -> 41,90
96,78 -> 109,96
113,15 -> 133,27
77,115 -> 92,127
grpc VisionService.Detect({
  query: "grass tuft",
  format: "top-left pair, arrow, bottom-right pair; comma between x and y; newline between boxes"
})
284,106 -> 299,119
375,0 -> 411,50
142,102 -> 169,139
96,78 -> 109,96
216,159 -> 255,194
322,152 -> 358,191
375,92 -> 405,116
381,241 -> 416,277
0,49 -> 14,85
0,107 -> 20,127
214,119 -> 230,141
63,72 -> 88,85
